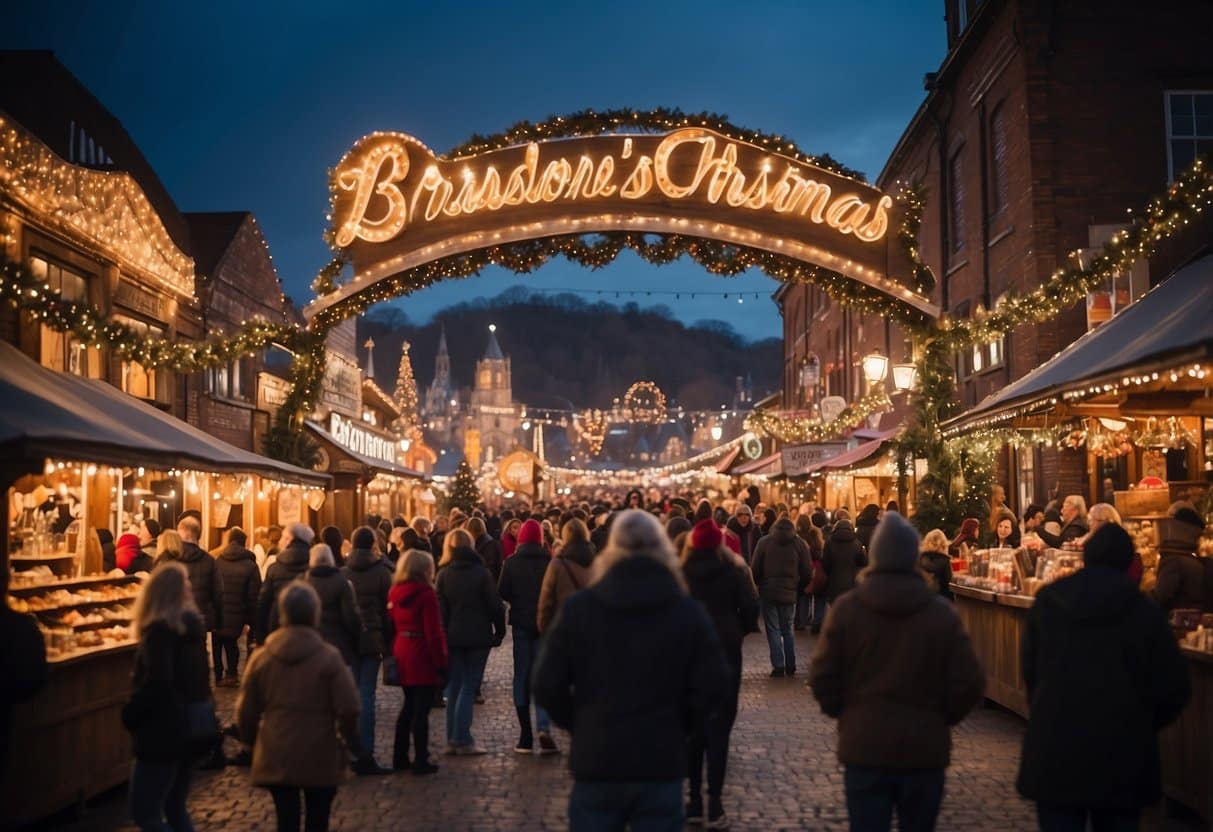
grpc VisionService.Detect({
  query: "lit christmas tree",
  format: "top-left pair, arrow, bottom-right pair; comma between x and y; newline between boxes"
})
448,459 -> 481,513
393,340 -> 420,429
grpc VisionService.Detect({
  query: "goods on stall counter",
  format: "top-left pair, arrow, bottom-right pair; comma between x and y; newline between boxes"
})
954,548 -> 1030,594
1123,519 -> 1161,592
7,580 -> 140,612
37,622 -> 132,660
1170,610 -> 1213,654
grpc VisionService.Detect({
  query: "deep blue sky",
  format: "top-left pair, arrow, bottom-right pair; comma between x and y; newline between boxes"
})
2,1 -> 945,341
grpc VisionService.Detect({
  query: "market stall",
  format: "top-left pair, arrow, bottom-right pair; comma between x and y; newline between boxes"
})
0,343 -> 327,828
941,254 -> 1213,822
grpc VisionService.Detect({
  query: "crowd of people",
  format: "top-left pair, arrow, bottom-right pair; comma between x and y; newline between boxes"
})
1,482 -> 1203,832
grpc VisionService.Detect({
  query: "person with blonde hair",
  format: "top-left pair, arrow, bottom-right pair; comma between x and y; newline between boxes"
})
537,518 -> 595,634
436,528 -> 504,755
919,529 -> 954,599
122,562 -> 212,832
534,510 -> 727,829
389,549 -> 448,774
238,581 -> 362,831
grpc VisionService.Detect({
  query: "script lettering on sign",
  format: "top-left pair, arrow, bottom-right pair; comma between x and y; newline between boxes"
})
311,127 -> 934,319
329,412 -> 398,467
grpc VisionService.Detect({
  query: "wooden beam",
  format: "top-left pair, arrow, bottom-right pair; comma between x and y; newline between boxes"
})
1119,391 -> 1213,416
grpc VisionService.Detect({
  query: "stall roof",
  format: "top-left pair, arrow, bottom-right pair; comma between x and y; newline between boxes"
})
0,342 -> 329,485
714,445 -> 742,474
734,450 -> 781,476
943,253 -> 1213,434
813,428 -> 900,472
306,422 -> 424,480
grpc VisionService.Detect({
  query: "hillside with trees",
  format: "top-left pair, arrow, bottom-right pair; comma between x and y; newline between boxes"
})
357,286 -> 781,411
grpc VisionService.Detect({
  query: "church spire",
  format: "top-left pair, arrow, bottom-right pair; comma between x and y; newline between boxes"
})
483,323 -> 504,361
433,324 -> 450,391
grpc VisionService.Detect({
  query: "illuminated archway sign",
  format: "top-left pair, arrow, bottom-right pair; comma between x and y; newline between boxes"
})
308,125 -> 937,319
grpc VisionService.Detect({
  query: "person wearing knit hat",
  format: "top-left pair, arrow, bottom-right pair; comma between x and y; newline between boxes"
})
725,505 -> 761,565
1152,500 -> 1209,613
1017,522 -> 1190,825
808,512 -> 984,831
498,518 -> 557,754
666,515 -> 693,544
679,518 -> 758,827
819,518 -> 867,616
114,533 -> 143,573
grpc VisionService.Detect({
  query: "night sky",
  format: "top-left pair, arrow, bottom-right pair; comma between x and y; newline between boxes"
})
2,1 -> 944,341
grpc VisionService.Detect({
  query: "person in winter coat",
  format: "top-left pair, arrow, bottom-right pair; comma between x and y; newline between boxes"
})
1018,523 -> 1190,830
680,519 -> 759,828
114,533 -> 142,573
237,582 -> 362,832
137,518 -> 160,563
919,529 -> 954,600
992,509 -> 1021,549
725,505 -> 761,565
283,544 -> 362,673
122,563 -> 212,832
751,516 -> 812,677
1153,502 -> 1209,613
389,548 -> 448,774
533,510 -> 728,831
256,524 -> 313,643
589,511 -> 612,553
854,504 -> 881,551
501,517 -> 522,560
820,519 -> 867,606
341,526 -> 394,770
158,517 -> 223,643
435,529 -> 505,755
948,517 -> 982,557
213,527 -> 261,687
809,513 -> 985,832
98,528 -> 116,572
0,565 -> 47,785
498,519 -> 557,754
537,518 -> 595,634
127,531 -> 155,575
320,526 -> 346,567
467,517 -> 503,583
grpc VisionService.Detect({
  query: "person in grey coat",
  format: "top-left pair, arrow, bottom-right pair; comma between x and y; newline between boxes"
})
342,526 -> 394,772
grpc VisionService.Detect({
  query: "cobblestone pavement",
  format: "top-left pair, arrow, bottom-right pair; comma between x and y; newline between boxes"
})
38,631 -> 1201,831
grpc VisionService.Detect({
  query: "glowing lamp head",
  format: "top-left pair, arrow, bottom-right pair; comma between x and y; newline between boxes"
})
710,425 -> 723,441
488,323 -> 496,333
891,363 -> 917,392
862,351 -> 888,384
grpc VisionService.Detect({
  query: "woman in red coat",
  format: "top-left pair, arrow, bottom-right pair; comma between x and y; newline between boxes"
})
388,549 -> 448,774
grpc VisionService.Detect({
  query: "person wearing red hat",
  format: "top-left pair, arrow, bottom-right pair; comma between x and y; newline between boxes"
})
114,533 -> 143,573
498,519 -> 557,754
680,520 -> 758,828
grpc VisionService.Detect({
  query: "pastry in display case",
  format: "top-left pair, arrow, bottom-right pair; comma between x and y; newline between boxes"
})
7,566 -> 140,662
1021,549 -> 1083,595
955,548 -> 1025,593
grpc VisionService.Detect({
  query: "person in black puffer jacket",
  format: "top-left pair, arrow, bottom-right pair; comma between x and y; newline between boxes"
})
498,519 -> 555,753
213,527 -> 261,686
256,524 -> 313,644
343,526 -> 395,769
122,563 -> 213,831
680,520 -> 758,827
158,516 -> 223,639
1018,524 -> 1190,828
534,510 -> 727,830
436,529 -> 505,754
821,519 -> 867,606
854,504 -> 881,551
277,544 -> 362,673
468,517 -> 503,583
750,516 -> 813,677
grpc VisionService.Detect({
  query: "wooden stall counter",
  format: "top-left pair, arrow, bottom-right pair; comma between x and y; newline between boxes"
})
1,644 -> 135,831
1160,647 -> 1212,823
950,584 -> 1031,718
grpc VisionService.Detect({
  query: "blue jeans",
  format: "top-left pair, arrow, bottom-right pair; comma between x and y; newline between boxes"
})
844,765 -> 944,832
356,654 -> 379,755
445,646 -> 490,747
1036,804 -> 1140,832
761,601 -> 796,670
129,758 -> 194,832
512,629 -> 550,733
568,780 -> 683,832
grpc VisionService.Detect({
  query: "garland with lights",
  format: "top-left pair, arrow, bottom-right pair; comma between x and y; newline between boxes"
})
744,390 -> 890,444
939,156 -> 1213,348
449,107 -> 866,181
622,381 -> 667,424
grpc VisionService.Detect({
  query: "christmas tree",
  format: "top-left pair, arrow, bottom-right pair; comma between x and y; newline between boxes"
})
448,459 -> 481,513
393,340 -> 420,429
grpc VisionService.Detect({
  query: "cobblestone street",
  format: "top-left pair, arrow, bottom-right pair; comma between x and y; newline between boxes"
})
35,630 -> 1074,831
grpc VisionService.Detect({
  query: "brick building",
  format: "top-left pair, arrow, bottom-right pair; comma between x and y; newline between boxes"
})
780,0 -> 1213,512
185,212 -> 292,451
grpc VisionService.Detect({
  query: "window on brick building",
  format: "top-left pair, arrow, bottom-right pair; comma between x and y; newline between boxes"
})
113,315 -> 164,402
1165,92 -> 1213,180
949,149 -> 966,251
1017,447 -> 1036,512
31,254 -> 101,378
989,104 -> 1009,215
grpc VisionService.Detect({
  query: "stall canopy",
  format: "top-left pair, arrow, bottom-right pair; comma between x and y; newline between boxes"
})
0,341 -> 329,485
810,427 -> 901,473
734,451 -> 782,477
944,252 -> 1213,434
306,421 -> 425,480
714,445 -> 742,474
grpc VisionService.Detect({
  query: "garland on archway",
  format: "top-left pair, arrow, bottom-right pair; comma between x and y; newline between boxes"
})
744,390 -> 890,444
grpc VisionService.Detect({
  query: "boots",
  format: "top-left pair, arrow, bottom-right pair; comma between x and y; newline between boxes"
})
514,706 -> 534,754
